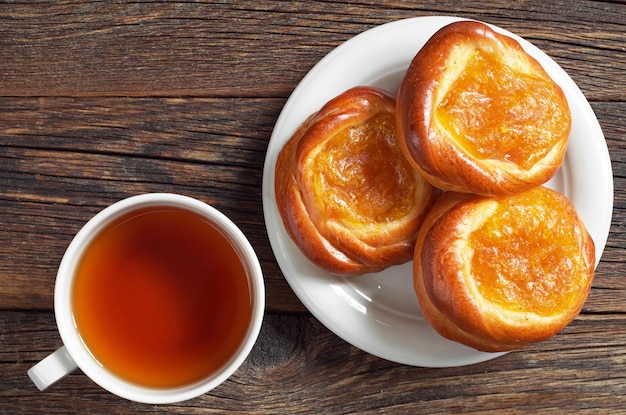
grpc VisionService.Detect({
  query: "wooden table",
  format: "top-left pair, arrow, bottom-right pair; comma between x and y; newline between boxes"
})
1,1 -> 624,413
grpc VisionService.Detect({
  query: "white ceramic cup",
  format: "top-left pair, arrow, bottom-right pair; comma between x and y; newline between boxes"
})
27,193 -> 265,404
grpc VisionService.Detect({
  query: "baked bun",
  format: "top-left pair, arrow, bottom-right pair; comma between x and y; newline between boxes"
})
414,186 -> 595,352
397,20 -> 571,196
275,86 -> 437,276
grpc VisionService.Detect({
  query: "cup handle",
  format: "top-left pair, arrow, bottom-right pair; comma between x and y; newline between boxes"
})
27,345 -> 78,391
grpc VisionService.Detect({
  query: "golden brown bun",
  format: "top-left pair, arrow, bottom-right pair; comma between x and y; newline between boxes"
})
414,187 -> 595,352
397,20 -> 571,196
275,86 -> 437,276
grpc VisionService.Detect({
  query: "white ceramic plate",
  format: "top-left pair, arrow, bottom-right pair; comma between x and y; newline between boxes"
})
262,16 -> 613,367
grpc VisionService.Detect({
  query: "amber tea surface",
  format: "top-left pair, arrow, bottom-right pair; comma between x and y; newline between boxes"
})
72,206 -> 252,388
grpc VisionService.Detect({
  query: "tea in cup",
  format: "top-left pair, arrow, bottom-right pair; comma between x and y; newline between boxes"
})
27,193 -> 265,403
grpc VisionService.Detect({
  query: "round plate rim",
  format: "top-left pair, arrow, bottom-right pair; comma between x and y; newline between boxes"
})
261,16 -> 614,367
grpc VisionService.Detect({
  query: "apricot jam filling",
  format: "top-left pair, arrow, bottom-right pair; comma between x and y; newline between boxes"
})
436,49 -> 569,169
468,189 -> 586,316
312,112 -> 417,225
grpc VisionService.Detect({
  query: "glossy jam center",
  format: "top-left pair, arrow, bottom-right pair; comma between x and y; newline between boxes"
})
313,112 -> 417,225
469,189 -> 586,315
437,50 -> 569,169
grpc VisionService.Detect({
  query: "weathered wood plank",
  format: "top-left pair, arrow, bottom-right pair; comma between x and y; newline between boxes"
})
1,97 -> 624,313
2,311 -> 626,414
0,1 -> 623,99
0,96 -> 303,312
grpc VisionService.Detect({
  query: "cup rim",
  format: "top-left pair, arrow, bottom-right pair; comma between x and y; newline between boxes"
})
54,193 -> 265,404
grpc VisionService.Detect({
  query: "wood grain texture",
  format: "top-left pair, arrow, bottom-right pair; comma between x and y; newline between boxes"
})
2,311 -> 626,414
0,1 -> 623,99
1,0 -> 625,413
0,96 -> 301,312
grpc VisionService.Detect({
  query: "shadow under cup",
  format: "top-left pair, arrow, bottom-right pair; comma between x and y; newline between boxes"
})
53,194 -> 265,404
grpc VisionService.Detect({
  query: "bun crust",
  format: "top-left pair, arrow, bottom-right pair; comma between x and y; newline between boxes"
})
414,187 -> 595,352
397,20 -> 571,196
275,86 -> 437,276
